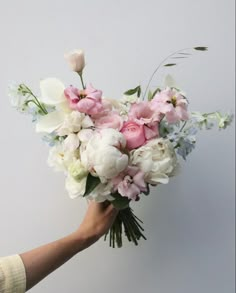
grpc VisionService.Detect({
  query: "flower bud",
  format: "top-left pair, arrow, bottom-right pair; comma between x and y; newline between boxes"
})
64,49 -> 85,73
68,160 -> 88,180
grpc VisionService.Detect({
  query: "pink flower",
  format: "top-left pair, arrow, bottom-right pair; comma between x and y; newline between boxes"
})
151,88 -> 189,123
120,121 -> 146,150
128,101 -> 160,141
95,112 -> 124,130
129,101 -> 161,125
112,166 -> 147,201
64,86 -> 80,110
64,84 -> 104,116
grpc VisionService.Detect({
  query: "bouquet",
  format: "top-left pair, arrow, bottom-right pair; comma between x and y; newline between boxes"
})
9,47 -> 233,248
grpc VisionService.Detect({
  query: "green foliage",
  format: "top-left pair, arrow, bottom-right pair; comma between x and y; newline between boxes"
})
111,192 -> 130,209
124,85 -> 141,97
83,173 -> 101,197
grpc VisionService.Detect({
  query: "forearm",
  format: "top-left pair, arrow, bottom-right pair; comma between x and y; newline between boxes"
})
20,231 -> 94,291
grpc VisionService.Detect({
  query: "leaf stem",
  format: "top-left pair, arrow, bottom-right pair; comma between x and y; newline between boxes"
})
142,47 -> 193,100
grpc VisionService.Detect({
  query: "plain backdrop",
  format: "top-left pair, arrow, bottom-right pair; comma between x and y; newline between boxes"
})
0,0 -> 235,292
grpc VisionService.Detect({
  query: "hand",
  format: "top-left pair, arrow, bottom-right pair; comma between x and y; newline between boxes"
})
75,201 -> 118,248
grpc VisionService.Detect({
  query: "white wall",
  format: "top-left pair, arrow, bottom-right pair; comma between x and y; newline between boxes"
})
0,0 -> 235,292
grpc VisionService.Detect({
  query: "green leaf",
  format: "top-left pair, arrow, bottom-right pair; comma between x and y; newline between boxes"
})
83,173 -> 101,197
194,46 -> 208,51
148,90 -> 153,101
111,192 -> 130,209
124,85 -> 141,97
164,63 -> 177,67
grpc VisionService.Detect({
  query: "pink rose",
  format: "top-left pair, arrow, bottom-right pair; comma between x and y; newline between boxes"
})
121,121 -> 146,150
112,166 -> 147,201
95,112 -> 124,130
151,88 -> 189,123
128,101 -> 160,141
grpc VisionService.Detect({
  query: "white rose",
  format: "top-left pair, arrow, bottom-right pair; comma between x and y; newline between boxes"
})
131,138 -> 178,184
81,129 -> 128,182
65,175 -> 87,199
64,49 -> 85,73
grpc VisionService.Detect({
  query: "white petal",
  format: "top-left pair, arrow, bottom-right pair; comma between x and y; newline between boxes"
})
82,115 -> 94,128
64,134 -> 80,152
65,175 -> 87,199
40,78 -> 66,105
36,111 -> 66,133
164,74 -> 178,88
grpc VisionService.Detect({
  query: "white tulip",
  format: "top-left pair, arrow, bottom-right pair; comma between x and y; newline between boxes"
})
64,49 -> 85,73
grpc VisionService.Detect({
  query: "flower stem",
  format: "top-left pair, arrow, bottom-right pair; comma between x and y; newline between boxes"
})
78,72 -> 86,90
142,47 -> 193,100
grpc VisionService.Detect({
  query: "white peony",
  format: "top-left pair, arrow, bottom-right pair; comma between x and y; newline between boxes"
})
131,138 -> 178,184
48,143 -> 78,172
81,129 -> 128,182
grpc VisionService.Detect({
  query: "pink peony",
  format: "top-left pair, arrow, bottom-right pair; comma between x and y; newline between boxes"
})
112,166 -> 147,201
120,121 -> 146,150
64,84 -> 104,116
151,88 -> 189,123
95,112 -> 124,130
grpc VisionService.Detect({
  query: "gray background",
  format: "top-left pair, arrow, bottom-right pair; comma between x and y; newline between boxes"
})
0,0 -> 235,292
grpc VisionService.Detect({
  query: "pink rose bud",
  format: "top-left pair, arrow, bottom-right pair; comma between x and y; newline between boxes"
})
64,49 -> 85,73
121,121 -> 146,150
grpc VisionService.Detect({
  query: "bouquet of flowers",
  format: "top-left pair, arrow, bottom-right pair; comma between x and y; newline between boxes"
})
9,47 -> 233,248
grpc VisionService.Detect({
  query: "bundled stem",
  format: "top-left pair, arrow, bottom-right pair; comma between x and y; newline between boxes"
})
104,207 -> 146,248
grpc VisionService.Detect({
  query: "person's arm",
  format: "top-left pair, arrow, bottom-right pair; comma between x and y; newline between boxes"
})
20,202 -> 117,291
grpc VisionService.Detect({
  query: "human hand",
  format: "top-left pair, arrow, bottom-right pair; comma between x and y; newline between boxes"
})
74,201 -> 118,248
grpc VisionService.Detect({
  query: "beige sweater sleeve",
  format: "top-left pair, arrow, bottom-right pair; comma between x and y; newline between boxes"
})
0,255 -> 26,293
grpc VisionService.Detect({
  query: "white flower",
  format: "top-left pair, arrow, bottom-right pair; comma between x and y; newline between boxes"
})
68,160 -> 88,180
57,111 -> 93,136
131,138 -> 178,184
8,83 -> 24,110
216,112 -> 234,129
81,129 -> 128,182
65,175 -> 87,199
121,94 -> 139,105
64,50 -> 85,73
36,78 -> 72,133
63,133 -> 80,152
86,183 -> 114,202
39,78 -> 66,105
48,143 -> 77,172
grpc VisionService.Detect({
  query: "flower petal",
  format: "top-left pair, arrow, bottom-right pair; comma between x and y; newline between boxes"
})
40,78 -> 66,105
36,111 -> 66,133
